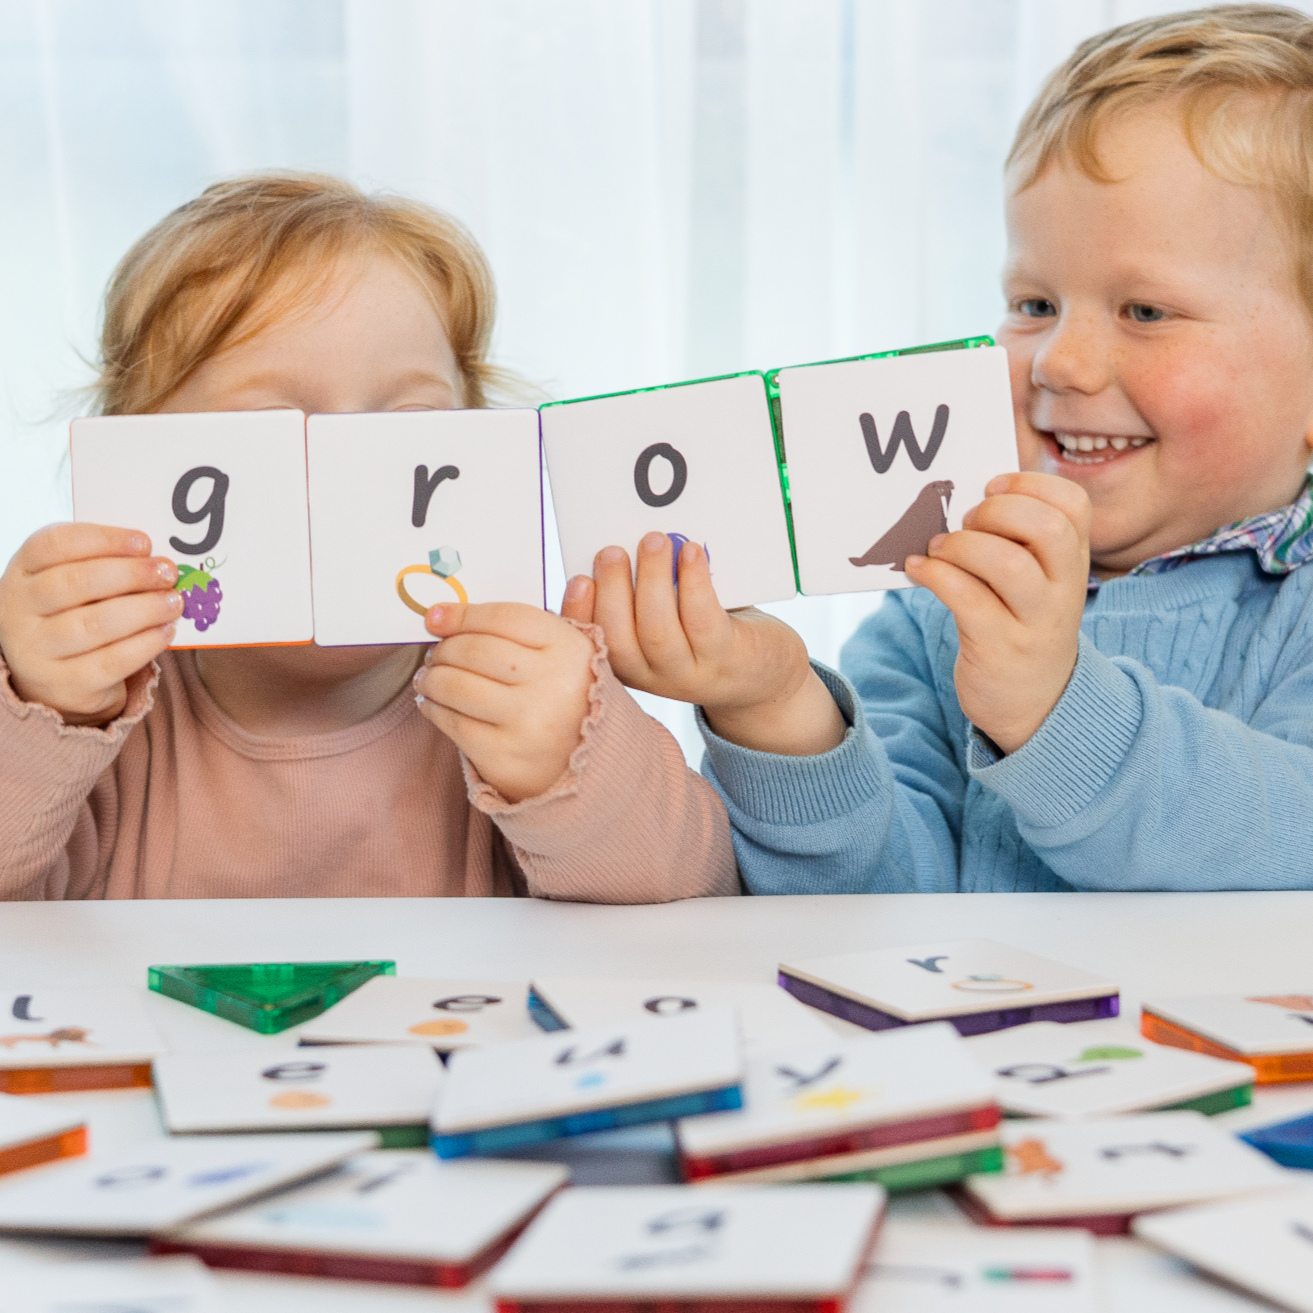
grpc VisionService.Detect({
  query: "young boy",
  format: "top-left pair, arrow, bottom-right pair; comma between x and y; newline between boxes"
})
562,5 -> 1313,894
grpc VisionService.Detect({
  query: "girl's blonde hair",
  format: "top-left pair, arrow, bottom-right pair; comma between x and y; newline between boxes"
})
94,172 -> 513,414
1009,5 -> 1313,311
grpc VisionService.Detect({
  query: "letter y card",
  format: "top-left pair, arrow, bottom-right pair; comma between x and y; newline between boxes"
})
307,409 -> 544,646
775,342 -> 1018,595
71,411 -> 313,647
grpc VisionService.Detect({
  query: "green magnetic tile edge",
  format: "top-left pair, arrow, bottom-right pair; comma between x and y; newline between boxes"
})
538,368 -> 765,411
147,960 -> 395,1035
824,1143 -> 1004,1194
1157,1082 -> 1253,1117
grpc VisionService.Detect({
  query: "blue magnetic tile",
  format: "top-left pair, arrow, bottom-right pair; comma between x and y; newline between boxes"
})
431,1084 -> 742,1159
1241,1113 -> 1313,1170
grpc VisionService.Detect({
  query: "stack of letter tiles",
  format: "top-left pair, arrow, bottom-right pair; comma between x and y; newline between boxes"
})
676,1023 -> 1002,1192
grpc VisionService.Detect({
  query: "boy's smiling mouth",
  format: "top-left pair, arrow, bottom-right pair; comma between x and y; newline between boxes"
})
1048,430 -> 1155,466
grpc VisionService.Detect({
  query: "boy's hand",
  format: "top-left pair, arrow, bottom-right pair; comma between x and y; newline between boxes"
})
903,472 -> 1090,754
415,602 -> 595,804
0,524 -> 181,726
563,531 -> 845,756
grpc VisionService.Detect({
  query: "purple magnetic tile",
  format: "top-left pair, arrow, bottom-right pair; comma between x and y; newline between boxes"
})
779,972 -> 1119,1037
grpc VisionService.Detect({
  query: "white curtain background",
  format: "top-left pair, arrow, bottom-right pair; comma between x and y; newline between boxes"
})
4,0 -> 1306,762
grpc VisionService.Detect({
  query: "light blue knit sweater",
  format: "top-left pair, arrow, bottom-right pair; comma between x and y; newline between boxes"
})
699,552 -> 1313,893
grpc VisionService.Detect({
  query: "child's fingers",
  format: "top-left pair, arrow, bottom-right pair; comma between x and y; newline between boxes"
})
56,623 -> 176,706
559,575 -> 595,625
633,533 -> 696,672
425,601 -> 563,650
904,553 -> 1011,628
418,663 -> 508,727
589,546 -> 651,681
42,590 -> 184,660
925,529 -> 1050,622
29,555 -> 178,617
421,632 -> 540,688
984,471 -> 1092,538
960,493 -> 1087,585
672,543 -> 732,656
17,523 -> 152,574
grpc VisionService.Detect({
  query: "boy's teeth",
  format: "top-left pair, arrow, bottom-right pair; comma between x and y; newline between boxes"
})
1054,432 -> 1152,453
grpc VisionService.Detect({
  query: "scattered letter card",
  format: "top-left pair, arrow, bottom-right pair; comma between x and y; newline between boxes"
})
854,1224 -> 1098,1313
70,411 -> 313,647
963,1111 -> 1291,1225
779,939 -> 1118,1032
775,344 -> 1017,595
307,409 -> 544,647
0,1131 -> 375,1234
677,1023 -> 997,1183
432,1008 -> 743,1156
0,986 -> 166,1069
1133,1185 -> 1313,1313
158,1151 -> 567,1286
964,1020 -> 1254,1120
1144,992 -> 1313,1056
300,976 -> 539,1052
1,1255 -> 222,1313
153,1044 -> 442,1133
541,374 -> 796,610
528,977 -> 835,1058
489,1183 -> 885,1308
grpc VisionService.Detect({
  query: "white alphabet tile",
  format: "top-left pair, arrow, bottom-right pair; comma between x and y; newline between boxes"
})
70,411 -> 313,647
528,977 -> 834,1058
853,1224 -> 1098,1312
963,1111 -> 1291,1223
307,409 -> 544,647
0,987 -> 166,1070
963,1020 -> 1254,1120
153,1044 -> 442,1133
0,1255 -> 222,1313
775,344 -> 1018,595
490,1183 -> 885,1303
541,374 -> 797,610
160,1150 -> 566,1278
300,976 -> 538,1052
1134,1185 -> 1313,1313
1143,992 -> 1313,1056
0,1131 -> 375,1234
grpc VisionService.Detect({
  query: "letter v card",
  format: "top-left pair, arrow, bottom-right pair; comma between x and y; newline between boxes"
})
307,410 -> 544,646
774,341 -> 1018,595
71,411 -> 313,647
541,374 -> 797,610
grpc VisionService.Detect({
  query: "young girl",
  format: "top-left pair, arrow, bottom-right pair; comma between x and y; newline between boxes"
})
0,173 -> 737,903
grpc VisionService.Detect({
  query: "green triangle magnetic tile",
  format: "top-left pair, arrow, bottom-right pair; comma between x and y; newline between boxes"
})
147,961 -> 395,1035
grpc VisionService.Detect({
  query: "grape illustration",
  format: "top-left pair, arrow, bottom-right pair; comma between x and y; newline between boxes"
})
174,560 -> 224,632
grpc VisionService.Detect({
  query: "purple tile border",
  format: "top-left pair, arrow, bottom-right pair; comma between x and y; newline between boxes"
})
778,971 -> 1119,1036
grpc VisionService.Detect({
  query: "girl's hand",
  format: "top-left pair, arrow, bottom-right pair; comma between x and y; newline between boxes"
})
563,531 -> 845,756
415,601 -> 596,803
0,524 -> 181,726
903,471 -> 1090,754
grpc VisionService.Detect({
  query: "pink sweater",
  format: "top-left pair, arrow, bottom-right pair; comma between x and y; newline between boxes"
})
0,629 -> 738,902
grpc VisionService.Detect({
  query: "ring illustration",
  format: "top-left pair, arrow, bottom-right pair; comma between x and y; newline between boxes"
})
951,974 -> 1033,994
396,547 -> 468,614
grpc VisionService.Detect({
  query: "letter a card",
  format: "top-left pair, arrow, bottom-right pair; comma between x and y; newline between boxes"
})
774,341 -> 1018,595
541,374 -> 797,610
70,411 -> 313,647
307,410 -> 544,646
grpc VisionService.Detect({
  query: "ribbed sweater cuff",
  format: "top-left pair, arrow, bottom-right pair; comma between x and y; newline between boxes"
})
969,635 -> 1142,829
697,663 -> 887,826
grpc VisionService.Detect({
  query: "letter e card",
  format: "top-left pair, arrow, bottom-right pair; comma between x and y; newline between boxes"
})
541,374 -> 796,611
776,343 -> 1018,595
70,411 -> 313,648
307,409 -> 544,647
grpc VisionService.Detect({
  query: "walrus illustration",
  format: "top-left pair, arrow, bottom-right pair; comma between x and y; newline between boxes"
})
849,480 -> 954,572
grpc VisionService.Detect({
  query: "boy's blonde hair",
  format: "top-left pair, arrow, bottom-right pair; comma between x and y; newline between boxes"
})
94,172 -> 512,414
1010,5 -> 1313,311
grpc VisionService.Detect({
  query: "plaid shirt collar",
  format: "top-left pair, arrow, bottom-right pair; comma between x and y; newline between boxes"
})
1088,476 -> 1313,592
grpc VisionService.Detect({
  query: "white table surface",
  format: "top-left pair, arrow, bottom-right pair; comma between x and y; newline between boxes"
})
2,890 -> 1312,1311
